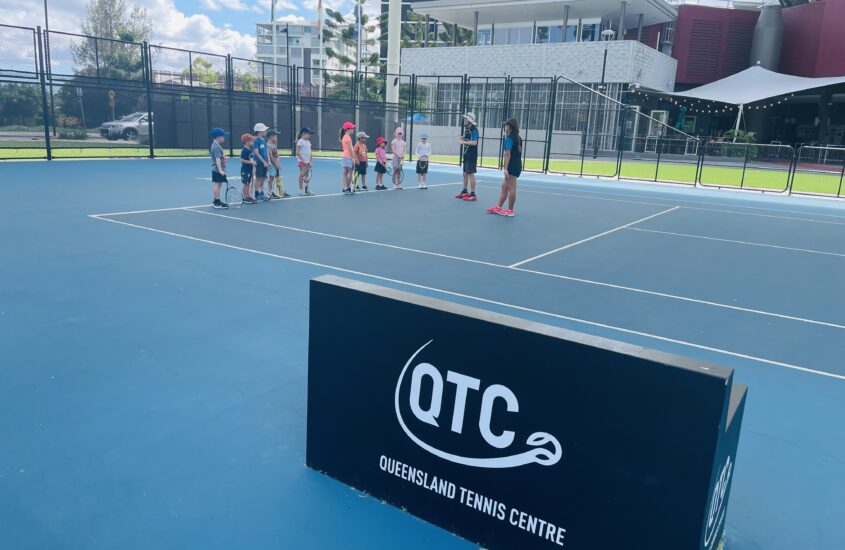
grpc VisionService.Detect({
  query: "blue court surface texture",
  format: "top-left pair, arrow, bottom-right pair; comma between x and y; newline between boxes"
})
1,156 -> 844,550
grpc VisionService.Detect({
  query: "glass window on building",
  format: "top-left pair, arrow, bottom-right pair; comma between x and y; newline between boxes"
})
493,27 -> 507,45
477,28 -> 491,46
581,23 -> 601,42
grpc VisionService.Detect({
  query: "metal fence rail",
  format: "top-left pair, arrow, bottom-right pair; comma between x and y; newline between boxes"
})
1,24 -> 843,199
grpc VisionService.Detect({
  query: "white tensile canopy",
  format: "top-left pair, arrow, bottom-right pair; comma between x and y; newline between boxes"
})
667,66 -> 845,137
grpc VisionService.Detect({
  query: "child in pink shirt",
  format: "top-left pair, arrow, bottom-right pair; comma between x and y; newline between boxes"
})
390,127 -> 406,189
374,137 -> 388,190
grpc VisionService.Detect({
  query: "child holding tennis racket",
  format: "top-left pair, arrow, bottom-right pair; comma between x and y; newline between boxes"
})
353,131 -> 370,191
210,127 -> 230,209
391,127 -> 406,190
374,137 -> 388,190
266,129 -> 287,199
340,121 -> 356,195
415,132 -> 431,189
296,127 -> 314,196
252,122 -> 271,200
239,133 -> 258,205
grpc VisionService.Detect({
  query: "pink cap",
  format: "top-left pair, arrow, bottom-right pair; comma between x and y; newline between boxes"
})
342,121 -> 356,130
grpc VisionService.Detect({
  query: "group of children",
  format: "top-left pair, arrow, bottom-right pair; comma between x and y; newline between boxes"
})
209,122 -> 314,209
339,123 -> 431,194
209,111 -> 523,215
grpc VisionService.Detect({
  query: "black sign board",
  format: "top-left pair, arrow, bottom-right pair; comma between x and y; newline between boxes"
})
306,275 -> 747,550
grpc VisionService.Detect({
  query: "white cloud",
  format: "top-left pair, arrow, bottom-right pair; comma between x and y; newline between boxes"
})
0,0 -> 258,60
141,0 -> 256,58
202,0 -> 262,13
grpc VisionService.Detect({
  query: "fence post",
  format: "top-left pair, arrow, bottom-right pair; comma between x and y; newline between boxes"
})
654,134 -> 662,182
786,145 -> 798,195
837,152 -> 845,198
36,26 -> 52,160
543,77 -> 558,173
143,42 -> 155,158
291,65 -> 297,156
615,106 -> 628,178
696,139 -> 705,185
740,142 -> 749,189
227,55 -> 234,157
94,38 -> 100,80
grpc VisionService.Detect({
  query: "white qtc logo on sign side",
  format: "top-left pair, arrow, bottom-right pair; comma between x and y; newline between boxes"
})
394,340 -> 562,469
703,456 -> 733,548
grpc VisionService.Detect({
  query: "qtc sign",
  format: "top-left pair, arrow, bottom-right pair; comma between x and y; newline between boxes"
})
306,276 -> 748,550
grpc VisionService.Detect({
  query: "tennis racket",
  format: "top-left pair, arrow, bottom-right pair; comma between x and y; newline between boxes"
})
225,180 -> 244,209
417,159 -> 429,172
352,164 -> 360,191
273,173 -> 284,199
302,164 -> 312,185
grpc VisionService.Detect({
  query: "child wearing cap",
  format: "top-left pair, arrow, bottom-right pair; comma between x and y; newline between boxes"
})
391,127 -> 406,190
210,128 -> 230,209
374,137 -> 388,190
239,133 -> 258,205
415,133 -> 431,189
353,131 -> 370,191
252,123 -> 270,200
266,129 -> 287,199
296,127 -> 313,196
340,121 -> 356,194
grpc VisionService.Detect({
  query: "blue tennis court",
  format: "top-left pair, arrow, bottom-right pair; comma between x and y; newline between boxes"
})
1,157 -> 844,550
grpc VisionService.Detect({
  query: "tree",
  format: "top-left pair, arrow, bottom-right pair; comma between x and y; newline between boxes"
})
0,83 -> 43,126
72,0 -> 152,80
323,2 -> 379,73
184,56 -> 222,87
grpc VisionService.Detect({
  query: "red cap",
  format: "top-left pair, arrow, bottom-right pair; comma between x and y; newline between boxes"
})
342,121 -> 356,130
376,137 -> 386,145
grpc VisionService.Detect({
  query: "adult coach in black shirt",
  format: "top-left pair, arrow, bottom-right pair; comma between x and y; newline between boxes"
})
457,112 -> 479,201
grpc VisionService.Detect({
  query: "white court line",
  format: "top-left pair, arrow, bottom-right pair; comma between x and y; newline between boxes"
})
90,181 -> 463,217
628,227 -> 845,258
509,207 -> 680,268
479,179 -> 845,225
86,213 -> 845,381
170,207 -> 845,331
185,208 -> 504,269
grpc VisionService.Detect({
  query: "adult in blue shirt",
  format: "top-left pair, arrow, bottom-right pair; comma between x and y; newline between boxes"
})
487,117 -> 522,217
457,112 -> 479,201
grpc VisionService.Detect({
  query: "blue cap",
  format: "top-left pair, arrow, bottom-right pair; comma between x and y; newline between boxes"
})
210,128 -> 230,139
299,127 -> 314,135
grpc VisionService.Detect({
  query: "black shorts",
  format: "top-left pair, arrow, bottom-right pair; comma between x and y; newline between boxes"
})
416,159 -> 429,174
255,163 -> 268,178
374,162 -> 387,174
507,161 -> 522,179
463,152 -> 477,174
241,170 -> 253,185
355,161 -> 367,175
211,171 -> 228,183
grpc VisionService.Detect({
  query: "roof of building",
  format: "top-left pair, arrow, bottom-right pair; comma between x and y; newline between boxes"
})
411,0 -> 677,28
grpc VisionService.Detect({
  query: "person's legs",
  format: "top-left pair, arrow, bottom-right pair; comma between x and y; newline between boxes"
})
469,172 -> 476,194
213,181 -> 222,200
497,176 -> 508,207
299,165 -> 305,191
507,176 -> 517,210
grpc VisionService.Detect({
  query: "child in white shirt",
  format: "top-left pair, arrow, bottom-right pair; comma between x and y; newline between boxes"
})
415,133 -> 431,189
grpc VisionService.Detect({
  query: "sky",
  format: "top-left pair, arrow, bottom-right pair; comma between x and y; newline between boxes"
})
0,0 -> 380,58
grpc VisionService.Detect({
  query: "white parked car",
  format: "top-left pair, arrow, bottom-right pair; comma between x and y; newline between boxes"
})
99,112 -> 153,141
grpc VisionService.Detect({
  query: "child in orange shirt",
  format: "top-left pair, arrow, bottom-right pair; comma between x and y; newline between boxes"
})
353,131 -> 370,191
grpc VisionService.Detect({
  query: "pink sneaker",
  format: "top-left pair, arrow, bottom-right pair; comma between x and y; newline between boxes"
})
499,209 -> 515,217
463,193 -> 477,202
486,205 -> 502,214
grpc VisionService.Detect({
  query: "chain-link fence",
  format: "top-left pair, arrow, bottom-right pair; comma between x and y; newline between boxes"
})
791,146 -> 845,197
2,24 -> 844,200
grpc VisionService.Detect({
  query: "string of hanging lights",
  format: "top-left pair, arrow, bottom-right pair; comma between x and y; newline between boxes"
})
628,90 -> 796,114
